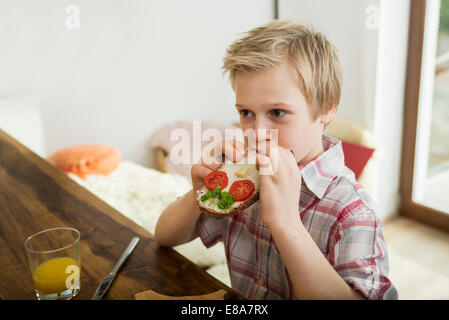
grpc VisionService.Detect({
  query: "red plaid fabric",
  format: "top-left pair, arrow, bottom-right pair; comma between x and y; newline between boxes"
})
197,135 -> 398,300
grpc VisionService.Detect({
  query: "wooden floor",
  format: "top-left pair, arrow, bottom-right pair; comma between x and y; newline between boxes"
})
383,216 -> 449,299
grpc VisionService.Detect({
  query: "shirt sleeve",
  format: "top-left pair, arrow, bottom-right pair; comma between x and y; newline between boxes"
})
197,212 -> 225,248
327,209 -> 399,300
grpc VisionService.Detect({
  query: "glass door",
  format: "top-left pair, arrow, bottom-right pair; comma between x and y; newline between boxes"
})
412,0 -> 449,212
401,0 -> 449,231
420,0 -> 449,211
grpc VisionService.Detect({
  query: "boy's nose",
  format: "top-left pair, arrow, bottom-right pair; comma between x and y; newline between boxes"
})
256,128 -> 269,142
254,120 -> 272,142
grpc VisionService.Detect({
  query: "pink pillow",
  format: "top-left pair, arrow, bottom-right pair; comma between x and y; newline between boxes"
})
149,121 -> 238,181
48,145 -> 121,179
341,141 -> 375,180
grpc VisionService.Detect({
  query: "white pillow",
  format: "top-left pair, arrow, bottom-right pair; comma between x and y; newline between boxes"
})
68,161 -> 228,270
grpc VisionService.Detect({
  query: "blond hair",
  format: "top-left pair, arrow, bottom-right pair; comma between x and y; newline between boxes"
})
222,20 -> 342,118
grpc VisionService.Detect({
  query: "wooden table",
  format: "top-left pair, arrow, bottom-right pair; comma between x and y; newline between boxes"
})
0,129 -> 242,300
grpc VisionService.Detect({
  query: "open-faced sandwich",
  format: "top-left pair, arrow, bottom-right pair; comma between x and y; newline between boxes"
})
196,155 -> 259,216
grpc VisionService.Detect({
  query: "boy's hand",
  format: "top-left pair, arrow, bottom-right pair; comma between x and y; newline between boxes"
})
256,143 -> 302,229
191,139 -> 245,193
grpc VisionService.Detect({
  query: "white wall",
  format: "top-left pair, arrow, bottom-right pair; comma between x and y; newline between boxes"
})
373,0 -> 410,221
0,0 -> 274,167
0,95 -> 46,157
279,0 -> 380,130
279,0 -> 410,220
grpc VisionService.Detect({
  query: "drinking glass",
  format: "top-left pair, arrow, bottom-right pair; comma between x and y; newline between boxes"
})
25,227 -> 81,300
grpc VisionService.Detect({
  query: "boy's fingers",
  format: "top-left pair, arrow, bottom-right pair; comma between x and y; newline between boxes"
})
256,140 -> 268,156
234,140 -> 246,159
222,140 -> 243,163
200,154 -> 221,171
256,154 -> 269,169
200,140 -> 222,165
256,154 -> 274,176
243,129 -> 257,152
202,162 -> 220,172
256,139 -> 277,157
277,146 -> 297,166
200,139 -> 244,169
192,164 -> 213,178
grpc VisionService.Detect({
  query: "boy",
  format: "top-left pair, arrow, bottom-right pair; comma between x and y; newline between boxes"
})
154,20 -> 398,300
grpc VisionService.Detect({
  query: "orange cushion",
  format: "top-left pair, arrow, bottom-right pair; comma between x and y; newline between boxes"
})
48,145 -> 121,179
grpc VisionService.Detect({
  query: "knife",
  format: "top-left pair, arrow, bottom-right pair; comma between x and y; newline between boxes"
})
91,237 -> 140,300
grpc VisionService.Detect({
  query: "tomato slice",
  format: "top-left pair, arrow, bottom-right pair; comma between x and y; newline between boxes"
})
204,171 -> 228,190
229,180 -> 255,202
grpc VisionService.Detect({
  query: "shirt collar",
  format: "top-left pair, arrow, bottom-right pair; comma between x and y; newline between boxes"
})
298,135 -> 345,199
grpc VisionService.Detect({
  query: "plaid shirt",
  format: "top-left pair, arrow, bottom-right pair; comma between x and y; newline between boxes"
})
197,135 -> 398,300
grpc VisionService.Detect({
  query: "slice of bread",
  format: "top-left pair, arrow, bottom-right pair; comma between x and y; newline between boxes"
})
196,156 -> 259,217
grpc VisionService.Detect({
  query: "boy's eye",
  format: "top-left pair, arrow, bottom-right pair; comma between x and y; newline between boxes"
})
239,110 -> 255,118
269,109 -> 286,118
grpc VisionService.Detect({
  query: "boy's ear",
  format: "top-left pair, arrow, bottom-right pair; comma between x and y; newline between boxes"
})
320,106 -> 337,125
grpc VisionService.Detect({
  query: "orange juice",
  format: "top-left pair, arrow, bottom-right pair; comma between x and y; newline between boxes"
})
33,257 -> 80,294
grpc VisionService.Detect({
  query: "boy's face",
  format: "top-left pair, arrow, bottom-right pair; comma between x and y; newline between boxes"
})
234,57 -> 335,165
